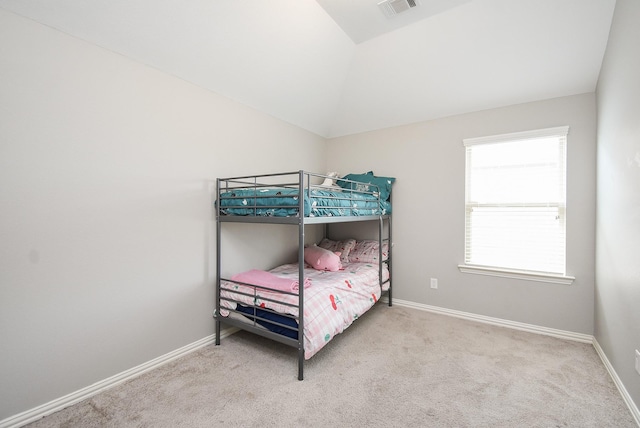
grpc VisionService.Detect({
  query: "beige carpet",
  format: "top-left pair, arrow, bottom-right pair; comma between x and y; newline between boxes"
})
26,305 -> 636,427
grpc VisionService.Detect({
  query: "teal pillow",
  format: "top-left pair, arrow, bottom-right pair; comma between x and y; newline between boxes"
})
337,171 -> 395,201
338,171 -> 373,186
366,175 -> 395,202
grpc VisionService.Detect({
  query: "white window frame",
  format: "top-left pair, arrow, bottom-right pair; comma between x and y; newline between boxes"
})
458,126 -> 575,285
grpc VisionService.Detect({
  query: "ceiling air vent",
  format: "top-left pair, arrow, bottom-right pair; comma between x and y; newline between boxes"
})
378,0 -> 419,17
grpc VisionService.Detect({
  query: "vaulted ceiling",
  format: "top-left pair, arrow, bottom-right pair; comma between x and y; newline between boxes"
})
0,0 -> 616,138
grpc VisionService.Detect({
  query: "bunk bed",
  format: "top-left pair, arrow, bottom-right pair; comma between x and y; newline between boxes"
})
214,170 -> 393,380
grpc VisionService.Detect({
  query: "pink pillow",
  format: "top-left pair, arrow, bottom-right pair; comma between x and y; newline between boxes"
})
318,238 -> 356,264
304,245 -> 342,271
348,240 -> 389,264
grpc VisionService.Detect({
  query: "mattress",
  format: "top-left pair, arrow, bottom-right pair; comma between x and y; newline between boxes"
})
219,261 -> 389,359
218,187 -> 391,218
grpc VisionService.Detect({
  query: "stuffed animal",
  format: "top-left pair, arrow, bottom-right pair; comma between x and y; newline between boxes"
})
320,171 -> 340,188
304,245 -> 342,271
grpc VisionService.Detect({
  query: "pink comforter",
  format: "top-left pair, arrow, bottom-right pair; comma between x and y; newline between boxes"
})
220,262 -> 389,360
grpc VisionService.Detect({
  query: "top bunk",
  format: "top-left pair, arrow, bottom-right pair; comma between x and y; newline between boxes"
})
216,170 -> 394,225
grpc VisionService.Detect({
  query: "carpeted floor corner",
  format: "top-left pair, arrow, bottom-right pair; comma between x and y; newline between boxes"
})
26,305 -> 637,427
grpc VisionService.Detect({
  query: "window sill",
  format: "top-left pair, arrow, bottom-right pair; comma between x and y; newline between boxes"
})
458,264 -> 575,285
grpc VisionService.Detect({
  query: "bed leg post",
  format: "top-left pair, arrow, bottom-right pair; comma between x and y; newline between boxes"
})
298,349 -> 304,381
215,315 -> 221,345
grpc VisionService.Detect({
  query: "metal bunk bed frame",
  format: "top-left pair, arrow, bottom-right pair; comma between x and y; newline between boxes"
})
214,170 -> 392,380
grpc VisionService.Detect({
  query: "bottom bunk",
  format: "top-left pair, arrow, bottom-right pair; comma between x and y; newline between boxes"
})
214,238 -> 391,379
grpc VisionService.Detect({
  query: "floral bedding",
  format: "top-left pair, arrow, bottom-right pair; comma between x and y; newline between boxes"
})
219,262 -> 389,359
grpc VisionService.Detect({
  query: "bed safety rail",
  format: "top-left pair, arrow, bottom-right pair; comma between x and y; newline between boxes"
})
216,171 -> 385,220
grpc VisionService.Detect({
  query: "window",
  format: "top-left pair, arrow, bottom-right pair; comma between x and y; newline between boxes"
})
459,126 -> 574,284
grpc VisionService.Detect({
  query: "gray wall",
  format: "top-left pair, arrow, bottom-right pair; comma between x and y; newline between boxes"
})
327,93 -> 597,335
0,10 -> 325,420
595,0 -> 640,411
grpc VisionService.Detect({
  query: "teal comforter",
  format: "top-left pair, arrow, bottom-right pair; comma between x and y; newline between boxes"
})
218,187 -> 391,217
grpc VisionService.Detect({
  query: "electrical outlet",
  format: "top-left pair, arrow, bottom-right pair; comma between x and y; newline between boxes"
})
430,278 -> 438,289
635,350 -> 640,375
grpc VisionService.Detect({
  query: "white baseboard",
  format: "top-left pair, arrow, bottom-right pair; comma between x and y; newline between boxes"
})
0,328 -> 235,428
593,339 -> 640,427
389,298 -> 594,343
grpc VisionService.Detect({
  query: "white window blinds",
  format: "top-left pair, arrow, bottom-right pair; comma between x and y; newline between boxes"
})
463,127 -> 568,275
